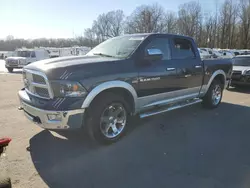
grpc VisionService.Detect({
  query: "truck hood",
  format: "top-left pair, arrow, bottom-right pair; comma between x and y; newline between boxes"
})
6,57 -> 26,61
24,55 -> 122,80
25,55 -> 120,71
233,65 -> 250,72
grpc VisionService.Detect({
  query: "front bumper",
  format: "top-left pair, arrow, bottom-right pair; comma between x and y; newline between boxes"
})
18,90 -> 85,130
231,76 -> 250,86
5,64 -> 25,68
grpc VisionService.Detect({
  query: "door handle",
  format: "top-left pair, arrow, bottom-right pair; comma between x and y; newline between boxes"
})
166,68 -> 175,71
195,65 -> 202,68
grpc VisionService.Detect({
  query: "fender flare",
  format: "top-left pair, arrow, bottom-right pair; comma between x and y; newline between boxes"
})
81,81 -> 138,110
201,69 -> 226,96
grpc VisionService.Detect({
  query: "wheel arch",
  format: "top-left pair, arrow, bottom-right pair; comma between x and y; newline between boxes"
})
81,81 -> 138,113
200,69 -> 226,97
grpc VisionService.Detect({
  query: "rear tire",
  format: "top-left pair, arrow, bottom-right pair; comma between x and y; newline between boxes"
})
202,80 -> 223,109
87,92 -> 131,144
7,68 -> 13,73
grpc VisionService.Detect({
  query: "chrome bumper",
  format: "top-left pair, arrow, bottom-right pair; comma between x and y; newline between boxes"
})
18,90 -> 85,130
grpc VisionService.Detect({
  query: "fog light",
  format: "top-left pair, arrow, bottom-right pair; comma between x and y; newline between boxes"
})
47,114 -> 62,121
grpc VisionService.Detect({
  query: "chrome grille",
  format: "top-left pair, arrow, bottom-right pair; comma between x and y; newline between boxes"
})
33,74 -> 46,84
7,59 -> 18,66
34,87 -> 50,98
23,69 -> 53,99
232,70 -> 242,80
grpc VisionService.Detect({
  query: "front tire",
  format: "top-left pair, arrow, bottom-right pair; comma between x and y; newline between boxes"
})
87,93 -> 131,144
202,80 -> 223,109
7,68 -> 13,73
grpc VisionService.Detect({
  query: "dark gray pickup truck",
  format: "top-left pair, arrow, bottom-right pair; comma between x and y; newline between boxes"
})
18,33 -> 232,144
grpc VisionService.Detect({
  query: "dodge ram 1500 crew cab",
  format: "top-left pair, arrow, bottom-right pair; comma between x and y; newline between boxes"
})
18,33 -> 232,144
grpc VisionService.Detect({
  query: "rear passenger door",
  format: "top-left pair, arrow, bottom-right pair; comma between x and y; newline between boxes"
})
170,37 -> 203,97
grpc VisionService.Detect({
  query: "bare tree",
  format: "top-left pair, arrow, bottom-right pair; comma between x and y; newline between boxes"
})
219,0 -> 238,49
177,1 -> 202,42
91,10 -> 125,42
239,0 -> 250,48
106,10 -> 125,37
163,11 -> 178,34
84,28 -> 96,48
125,3 -> 165,33
3,0 -> 250,50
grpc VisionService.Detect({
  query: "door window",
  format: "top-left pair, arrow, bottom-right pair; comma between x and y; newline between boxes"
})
173,38 -> 195,59
31,51 -> 36,58
145,38 -> 171,60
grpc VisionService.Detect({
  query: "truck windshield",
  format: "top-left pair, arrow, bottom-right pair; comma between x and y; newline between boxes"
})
86,36 -> 144,58
233,57 -> 250,66
17,51 -> 31,57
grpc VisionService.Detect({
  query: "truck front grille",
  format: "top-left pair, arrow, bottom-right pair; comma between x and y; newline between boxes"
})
23,69 -> 53,99
34,87 -> 50,98
32,74 -> 46,84
7,59 -> 18,66
232,71 -> 242,80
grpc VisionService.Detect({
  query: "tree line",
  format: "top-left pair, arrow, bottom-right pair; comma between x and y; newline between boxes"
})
1,0 -> 250,51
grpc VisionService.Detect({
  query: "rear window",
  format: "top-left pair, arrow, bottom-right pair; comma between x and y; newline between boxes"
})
173,38 -> 195,59
233,57 -> 250,66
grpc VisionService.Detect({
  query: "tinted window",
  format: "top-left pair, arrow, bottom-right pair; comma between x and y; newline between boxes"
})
17,51 -> 31,57
173,38 -> 195,59
145,38 -> 170,60
233,57 -> 250,66
31,51 -> 36,58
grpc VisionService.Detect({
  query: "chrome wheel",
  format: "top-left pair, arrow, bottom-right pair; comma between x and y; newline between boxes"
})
212,84 -> 222,105
100,103 -> 127,139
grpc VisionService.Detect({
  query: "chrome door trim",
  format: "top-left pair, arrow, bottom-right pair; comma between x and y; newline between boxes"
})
137,87 -> 200,111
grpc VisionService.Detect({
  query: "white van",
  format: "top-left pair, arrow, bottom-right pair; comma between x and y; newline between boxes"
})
5,49 -> 49,72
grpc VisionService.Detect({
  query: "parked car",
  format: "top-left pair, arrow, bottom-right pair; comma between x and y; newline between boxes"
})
18,33 -> 232,144
230,55 -> 250,88
5,49 -> 49,72
198,48 -> 211,59
220,50 -> 234,59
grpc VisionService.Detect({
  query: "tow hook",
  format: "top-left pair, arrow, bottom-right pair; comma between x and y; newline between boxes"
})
18,107 -> 23,110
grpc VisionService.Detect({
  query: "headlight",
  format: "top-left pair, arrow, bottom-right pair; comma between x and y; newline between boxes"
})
51,81 -> 87,97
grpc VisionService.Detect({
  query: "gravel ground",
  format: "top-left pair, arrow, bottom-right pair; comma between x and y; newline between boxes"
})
0,67 -> 250,188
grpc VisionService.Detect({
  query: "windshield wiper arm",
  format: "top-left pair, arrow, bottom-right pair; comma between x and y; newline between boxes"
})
93,53 -> 114,57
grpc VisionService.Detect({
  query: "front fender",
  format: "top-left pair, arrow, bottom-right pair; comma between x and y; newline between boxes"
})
81,81 -> 138,111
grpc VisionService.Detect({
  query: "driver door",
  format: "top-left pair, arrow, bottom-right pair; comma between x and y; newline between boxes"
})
137,37 -> 178,109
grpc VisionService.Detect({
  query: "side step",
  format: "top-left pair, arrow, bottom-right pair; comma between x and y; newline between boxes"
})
139,98 -> 202,118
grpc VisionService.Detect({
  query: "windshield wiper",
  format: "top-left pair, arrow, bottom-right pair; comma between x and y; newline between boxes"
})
93,53 -> 114,57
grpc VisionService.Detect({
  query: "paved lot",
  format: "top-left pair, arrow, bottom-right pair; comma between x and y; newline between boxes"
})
0,65 -> 250,188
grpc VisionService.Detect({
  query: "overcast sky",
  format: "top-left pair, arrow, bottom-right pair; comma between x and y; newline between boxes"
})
0,0 -> 223,39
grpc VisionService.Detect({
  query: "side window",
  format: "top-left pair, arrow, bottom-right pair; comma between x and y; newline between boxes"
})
145,38 -> 171,60
173,38 -> 195,59
31,51 -> 36,58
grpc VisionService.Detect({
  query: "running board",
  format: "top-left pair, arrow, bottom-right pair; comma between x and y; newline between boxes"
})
139,99 -> 202,118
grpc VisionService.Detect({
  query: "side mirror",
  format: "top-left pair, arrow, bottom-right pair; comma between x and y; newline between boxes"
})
145,49 -> 163,61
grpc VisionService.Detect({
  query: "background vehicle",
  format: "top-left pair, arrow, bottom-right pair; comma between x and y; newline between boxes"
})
5,49 -> 49,72
18,33 -> 232,144
198,48 -> 211,59
231,55 -> 250,88
0,138 -> 11,188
